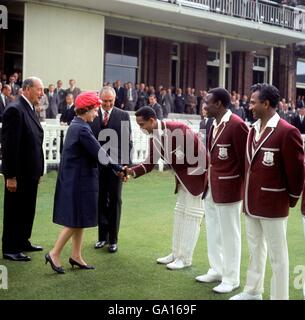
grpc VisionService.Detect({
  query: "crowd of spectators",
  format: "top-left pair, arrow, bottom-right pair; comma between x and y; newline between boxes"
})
2,72 -> 305,136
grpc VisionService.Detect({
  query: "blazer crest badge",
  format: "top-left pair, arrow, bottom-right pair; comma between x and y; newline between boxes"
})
218,147 -> 228,160
262,151 -> 274,166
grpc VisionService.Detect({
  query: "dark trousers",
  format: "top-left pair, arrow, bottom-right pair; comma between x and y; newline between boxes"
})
2,178 -> 39,253
98,167 -> 123,244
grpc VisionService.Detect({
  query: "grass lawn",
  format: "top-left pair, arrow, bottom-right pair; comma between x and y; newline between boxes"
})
0,170 -> 304,300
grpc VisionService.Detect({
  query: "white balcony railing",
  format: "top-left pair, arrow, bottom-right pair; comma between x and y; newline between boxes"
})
160,0 -> 305,32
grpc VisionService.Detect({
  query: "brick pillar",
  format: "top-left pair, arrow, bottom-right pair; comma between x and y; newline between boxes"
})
232,52 -> 244,94
155,39 -> 171,88
273,45 -> 296,101
180,43 -> 188,91
194,44 -> 208,92
243,52 -> 254,97
231,51 -> 254,96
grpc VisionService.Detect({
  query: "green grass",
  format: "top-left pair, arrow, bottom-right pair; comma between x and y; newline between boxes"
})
0,170 -> 304,300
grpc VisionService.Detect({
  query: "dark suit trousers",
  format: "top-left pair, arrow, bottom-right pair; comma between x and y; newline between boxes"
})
98,167 -> 123,244
2,178 -> 39,253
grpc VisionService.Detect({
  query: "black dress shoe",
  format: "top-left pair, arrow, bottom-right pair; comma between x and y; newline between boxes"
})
3,252 -> 31,262
24,244 -> 43,252
45,253 -> 65,274
69,257 -> 95,270
94,240 -> 107,249
108,244 -> 118,253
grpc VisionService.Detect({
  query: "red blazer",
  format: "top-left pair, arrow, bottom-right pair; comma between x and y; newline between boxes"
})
203,113 -> 249,203
244,119 -> 304,219
300,165 -> 305,217
131,121 -> 207,196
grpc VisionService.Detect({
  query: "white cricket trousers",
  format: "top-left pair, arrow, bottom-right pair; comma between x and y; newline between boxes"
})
204,190 -> 242,286
172,186 -> 204,265
243,215 -> 289,300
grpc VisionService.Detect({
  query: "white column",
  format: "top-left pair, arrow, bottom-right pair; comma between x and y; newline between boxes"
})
219,38 -> 226,88
269,46 -> 274,85
23,3 -> 105,90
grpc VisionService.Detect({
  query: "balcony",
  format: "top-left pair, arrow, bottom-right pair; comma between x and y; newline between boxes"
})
160,0 -> 305,32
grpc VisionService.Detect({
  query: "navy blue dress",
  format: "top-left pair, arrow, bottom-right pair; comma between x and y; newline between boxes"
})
53,117 -> 122,228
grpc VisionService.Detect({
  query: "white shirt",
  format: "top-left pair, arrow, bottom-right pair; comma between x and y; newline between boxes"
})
212,109 -> 232,139
128,88 -> 133,101
252,112 -> 280,142
101,107 -> 113,119
21,94 -> 34,111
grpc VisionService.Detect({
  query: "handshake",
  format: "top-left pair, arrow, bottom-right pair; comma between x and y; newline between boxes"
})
117,166 -> 134,182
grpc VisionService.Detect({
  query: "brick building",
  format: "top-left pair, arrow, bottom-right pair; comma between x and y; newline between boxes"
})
1,0 -> 305,101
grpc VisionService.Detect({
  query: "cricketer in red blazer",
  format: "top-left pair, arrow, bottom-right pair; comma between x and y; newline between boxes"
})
244,116 -> 304,219
204,111 -> 249,203
132,120 -> 207,196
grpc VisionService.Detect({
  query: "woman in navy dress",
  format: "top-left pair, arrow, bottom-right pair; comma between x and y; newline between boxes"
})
45,91 -> 123,274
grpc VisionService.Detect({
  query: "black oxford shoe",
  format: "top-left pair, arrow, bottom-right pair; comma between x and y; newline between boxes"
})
3,253 -> 31,262
94,240 -> 107,249
108,244 -> 118,253
24,244 -> 43,252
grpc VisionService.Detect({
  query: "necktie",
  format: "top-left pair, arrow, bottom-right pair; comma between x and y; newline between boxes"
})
103,110 -> 109,126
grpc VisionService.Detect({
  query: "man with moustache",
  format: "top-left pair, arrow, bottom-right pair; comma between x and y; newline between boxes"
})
231,83 -> 304,300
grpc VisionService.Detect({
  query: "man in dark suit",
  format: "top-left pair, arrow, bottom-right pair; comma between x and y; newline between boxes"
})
148,94 -> 163,120
46,84 -> 59,119
0,85 -> 11,123
90,86 -> 133,253
292,106 -> 305,134
65,79 -> 81,100
55,80 -> 66,114
174,88 -> 186,114
113,80 -> 124,109
8,75 -> 20,97
1,77 -> 44,261
60,93 -> 75,125
199,105 -> 214,145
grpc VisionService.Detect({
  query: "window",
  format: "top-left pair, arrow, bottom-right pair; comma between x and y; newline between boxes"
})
171,43 -> 180,88
207,49 -> 232,90
297,60 -> 305,84
104,34 -> 140,85
253,55 -> 268,84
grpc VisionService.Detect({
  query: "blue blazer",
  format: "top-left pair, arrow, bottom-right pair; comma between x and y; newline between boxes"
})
53,117 -> 122,228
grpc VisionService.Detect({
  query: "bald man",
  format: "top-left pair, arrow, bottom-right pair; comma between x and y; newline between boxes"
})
2,77 -> 45,261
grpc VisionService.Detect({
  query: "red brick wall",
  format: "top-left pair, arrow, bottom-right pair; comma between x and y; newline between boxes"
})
273,45 -> 296,102
231,51 -> 254,96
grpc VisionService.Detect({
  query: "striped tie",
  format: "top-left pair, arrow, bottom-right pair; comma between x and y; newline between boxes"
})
103,110 -> 109,126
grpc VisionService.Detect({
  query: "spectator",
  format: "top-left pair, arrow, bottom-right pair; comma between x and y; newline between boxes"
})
123,82 -> 138,111
174,88 -> 185,113
60,93 -> 75,125
46,84 -> 59,119
54,80 -> 66,114
66,79 -> 81,100
148,94 -> 163,120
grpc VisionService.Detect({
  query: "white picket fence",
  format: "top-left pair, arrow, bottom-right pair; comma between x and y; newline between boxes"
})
1,117 -> 305,175
40,116 -> 202,174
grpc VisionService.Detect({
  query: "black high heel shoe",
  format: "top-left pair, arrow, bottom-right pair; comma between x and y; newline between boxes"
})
45,253 -> 65,274
69,257 -> 95,270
